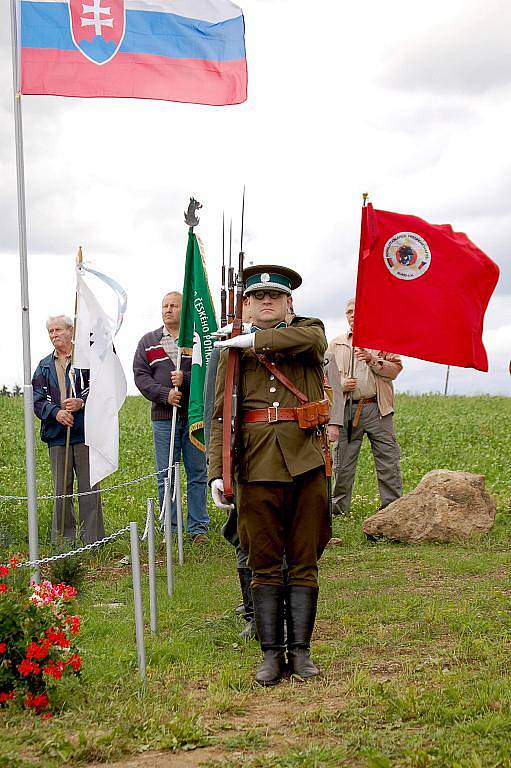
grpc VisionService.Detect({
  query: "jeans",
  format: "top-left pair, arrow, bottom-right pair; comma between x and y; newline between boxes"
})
152,418 -> 209,536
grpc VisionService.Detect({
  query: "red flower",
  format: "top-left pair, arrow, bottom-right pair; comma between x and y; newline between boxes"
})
0,565 -> 9,577
45,627 -> 70,648
43,660 -> 64,680
25,692 -> 49,712
65,615 -> 81,635
26,639 -> 51,660
0,643 -> 6,653
66,653 -> 82,672
54,583 -> 77,601
18,658 -> 41,677
0,691 -> 15,703
0,584 -> 7,594
41,712 -> 53,720
9,556 -> 18,568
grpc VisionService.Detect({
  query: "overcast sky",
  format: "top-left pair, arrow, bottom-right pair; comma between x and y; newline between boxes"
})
0,0 -> 509,396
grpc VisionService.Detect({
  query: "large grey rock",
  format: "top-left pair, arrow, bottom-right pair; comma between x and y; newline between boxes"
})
363,470 -> 496,543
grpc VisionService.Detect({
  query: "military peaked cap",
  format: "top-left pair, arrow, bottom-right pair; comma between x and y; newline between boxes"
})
243,264 -> 302,296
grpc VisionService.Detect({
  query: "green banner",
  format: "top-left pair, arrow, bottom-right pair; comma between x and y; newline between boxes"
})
178,231 -> 218,451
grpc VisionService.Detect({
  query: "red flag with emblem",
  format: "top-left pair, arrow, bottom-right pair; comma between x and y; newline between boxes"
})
352,204 -> 500,372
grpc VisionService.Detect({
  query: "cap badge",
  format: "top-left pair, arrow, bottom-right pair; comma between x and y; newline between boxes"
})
261,273 -> 270,283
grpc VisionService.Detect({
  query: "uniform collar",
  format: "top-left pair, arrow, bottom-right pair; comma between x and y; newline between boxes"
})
251,321 -> 288,332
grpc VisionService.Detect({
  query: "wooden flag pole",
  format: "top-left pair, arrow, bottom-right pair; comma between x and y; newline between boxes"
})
348,192 -> 368,443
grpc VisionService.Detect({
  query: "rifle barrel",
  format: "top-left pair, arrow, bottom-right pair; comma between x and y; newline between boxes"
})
221,213 -> 227,326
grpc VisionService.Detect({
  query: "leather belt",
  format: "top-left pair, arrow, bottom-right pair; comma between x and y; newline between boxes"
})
242,407 -> 298,424
351,396 -> 377,429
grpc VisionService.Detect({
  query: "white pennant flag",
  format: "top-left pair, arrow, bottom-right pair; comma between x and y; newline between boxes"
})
74,265 -> 127,487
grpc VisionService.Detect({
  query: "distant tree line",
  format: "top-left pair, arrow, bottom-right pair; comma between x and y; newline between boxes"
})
1,385 -> 23,397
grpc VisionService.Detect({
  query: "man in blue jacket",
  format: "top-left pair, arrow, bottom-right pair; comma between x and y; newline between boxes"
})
32,315 -> 104,544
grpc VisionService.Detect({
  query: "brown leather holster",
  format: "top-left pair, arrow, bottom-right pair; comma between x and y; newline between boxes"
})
254,353 -> 330,431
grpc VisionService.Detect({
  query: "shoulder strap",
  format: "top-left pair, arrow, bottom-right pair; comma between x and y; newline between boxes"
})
254,353 -> 308,405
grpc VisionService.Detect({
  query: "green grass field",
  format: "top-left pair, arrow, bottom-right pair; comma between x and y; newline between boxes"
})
0,394 -> 510,768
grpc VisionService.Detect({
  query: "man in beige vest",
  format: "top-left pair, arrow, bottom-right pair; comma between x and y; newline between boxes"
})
328,298 -> 403,517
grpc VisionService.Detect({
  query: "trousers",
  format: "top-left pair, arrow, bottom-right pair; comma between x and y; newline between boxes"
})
237,466 -> 331,589
333,401 -> 402,516
152,418 -> 209,536
49,443 -> 104,545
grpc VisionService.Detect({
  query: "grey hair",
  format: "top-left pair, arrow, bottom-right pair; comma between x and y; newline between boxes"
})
162,291 -> 182,302
46,315 -> 73,329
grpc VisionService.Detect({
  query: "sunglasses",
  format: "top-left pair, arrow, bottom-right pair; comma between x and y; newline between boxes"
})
250,289 -> 286,300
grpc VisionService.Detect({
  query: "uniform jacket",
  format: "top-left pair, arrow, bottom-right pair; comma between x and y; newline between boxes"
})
327,332 -> 402,417
208,318 -> 328,483
32,353 -> 89,447
133,326 -> 192,422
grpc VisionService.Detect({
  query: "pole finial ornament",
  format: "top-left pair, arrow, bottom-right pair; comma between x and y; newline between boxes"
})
184,197 -> 202,228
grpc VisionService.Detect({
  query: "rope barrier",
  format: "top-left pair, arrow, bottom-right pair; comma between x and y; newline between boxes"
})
6,526 -> 131,569
0,466 -> 175,502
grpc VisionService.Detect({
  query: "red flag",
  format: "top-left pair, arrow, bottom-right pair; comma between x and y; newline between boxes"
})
353,204 -> 500,372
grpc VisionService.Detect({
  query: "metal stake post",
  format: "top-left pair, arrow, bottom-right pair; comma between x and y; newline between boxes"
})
444,365 -> 450,396
129,522 -> 146,682
146,498 -> 157,635
164,478 -> 173,597
10,0 -> 39,583
176,462 -> 184,565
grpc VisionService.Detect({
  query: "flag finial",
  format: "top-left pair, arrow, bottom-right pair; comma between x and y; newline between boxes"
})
184,198 -> 202,229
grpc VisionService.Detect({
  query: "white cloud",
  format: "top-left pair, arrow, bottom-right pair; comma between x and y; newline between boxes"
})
0,0 -> 509,396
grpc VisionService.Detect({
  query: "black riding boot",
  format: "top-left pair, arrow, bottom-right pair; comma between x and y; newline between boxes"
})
286,585 -> 320,680
237,568 -> 257,640
252,584 -> 287,686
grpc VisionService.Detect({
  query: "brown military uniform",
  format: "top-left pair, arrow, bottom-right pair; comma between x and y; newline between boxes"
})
208,317 -> 332,589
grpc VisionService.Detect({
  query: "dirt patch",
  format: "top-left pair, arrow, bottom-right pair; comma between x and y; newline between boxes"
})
85,747 -> 227,768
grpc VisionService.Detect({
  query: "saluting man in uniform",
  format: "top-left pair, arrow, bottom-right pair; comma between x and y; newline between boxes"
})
208,265 -> 332,686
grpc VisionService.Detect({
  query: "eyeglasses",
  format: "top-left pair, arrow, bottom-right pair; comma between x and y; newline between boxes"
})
250,289 -> 285,300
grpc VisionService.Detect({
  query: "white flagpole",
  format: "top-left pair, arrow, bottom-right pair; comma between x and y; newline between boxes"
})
166,348 -> 182,518
10,0 -> 39,581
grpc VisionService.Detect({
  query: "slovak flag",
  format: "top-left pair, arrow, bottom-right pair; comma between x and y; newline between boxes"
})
20,0 -> 247,105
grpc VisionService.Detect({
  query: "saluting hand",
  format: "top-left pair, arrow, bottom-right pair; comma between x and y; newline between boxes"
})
214,332 -> 255,350
212,322 -> 252,339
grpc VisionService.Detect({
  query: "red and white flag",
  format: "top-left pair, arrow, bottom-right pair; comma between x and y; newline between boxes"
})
353,204 -> 500,372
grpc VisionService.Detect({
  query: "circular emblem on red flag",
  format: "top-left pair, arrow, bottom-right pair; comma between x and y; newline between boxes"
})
384,232 -> 431,281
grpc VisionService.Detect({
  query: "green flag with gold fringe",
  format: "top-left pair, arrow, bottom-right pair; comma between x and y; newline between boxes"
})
178,230 -> 218,451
